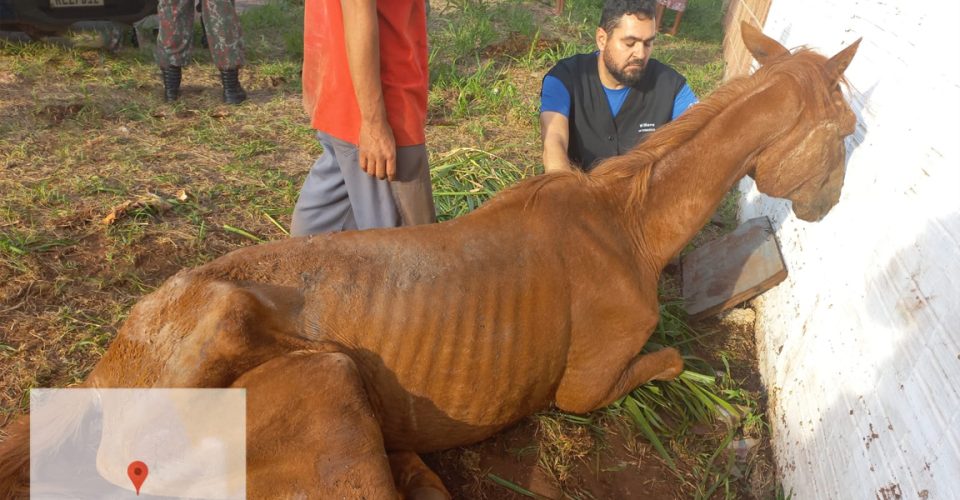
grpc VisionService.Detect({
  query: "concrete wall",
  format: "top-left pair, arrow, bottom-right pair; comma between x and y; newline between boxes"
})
725,1 -> 960,498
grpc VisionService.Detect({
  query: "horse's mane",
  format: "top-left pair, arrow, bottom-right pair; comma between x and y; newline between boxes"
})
477,48 -> 837,214
590,47 -> 837,207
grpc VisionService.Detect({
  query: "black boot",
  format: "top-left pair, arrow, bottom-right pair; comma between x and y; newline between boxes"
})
161,65 -> 181,102
220,69 -> 247,105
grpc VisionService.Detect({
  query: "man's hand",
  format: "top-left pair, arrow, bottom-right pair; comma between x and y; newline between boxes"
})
359,116 -> 397,180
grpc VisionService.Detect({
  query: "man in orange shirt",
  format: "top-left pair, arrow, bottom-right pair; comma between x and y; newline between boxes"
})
292,0 -> 435,235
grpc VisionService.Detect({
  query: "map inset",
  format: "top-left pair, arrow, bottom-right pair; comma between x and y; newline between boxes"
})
30,388 -> 246,499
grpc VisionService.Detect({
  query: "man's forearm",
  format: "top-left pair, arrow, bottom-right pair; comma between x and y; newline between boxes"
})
543,141 -> 575,173
540,112 -> 574,173
340,0 -> 396,180
340,0 -> 386,125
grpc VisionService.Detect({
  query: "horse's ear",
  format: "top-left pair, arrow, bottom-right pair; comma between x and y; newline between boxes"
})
741,21 -> 789,65
825,38 -> 862,83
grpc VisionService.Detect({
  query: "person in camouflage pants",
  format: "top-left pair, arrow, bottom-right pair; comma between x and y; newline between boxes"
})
156,0 -> 247,104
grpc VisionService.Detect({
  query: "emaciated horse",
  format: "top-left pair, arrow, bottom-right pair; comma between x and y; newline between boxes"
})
0,23 -> 860,499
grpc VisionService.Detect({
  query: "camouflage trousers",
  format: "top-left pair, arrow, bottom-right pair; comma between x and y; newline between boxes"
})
155,0 -> 245,70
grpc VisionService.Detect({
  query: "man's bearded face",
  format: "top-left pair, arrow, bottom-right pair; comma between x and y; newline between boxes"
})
603,47 -> 647,87
600,14 -> 656,87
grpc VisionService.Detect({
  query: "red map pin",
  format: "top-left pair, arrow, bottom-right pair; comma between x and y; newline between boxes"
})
127,460 -> 148,495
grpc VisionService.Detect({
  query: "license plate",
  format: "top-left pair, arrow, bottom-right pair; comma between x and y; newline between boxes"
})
50,0 -> 105,7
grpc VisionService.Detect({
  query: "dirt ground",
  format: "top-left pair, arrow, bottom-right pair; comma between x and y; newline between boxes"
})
426,415 -> 682,499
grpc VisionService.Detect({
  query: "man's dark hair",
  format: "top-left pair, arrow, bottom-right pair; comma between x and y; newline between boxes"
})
599,0 -> 657,33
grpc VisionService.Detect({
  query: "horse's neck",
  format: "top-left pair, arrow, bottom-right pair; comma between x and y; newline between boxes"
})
638,79 -> 801,268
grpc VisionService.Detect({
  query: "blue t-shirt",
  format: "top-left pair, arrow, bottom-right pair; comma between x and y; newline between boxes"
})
541,74 -> 698,120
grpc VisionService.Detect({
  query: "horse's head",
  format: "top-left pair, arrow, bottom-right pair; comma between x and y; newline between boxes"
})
741,22 -> 860,222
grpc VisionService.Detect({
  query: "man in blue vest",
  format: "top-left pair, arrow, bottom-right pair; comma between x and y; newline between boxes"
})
540,0 -> 698,172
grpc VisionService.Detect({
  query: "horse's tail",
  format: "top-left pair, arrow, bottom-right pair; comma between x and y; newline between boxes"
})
0,417 -> 30,499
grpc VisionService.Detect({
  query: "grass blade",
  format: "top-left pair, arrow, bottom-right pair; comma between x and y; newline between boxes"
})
263,212 -> 289,236
487,473 -> 538,498
623,396 -> 676,471
696,430 -> 736,500
222,224 -> 264,243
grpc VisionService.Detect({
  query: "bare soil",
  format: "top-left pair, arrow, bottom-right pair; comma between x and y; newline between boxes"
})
426,416 -> 681,499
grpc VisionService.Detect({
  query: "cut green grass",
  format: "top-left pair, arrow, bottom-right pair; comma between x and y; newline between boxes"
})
430,147 -> 527,221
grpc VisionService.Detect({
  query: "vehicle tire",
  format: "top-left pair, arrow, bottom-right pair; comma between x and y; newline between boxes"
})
22,25 -> 58,41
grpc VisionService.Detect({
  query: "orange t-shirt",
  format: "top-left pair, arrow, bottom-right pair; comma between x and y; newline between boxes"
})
302,0 -> 428,147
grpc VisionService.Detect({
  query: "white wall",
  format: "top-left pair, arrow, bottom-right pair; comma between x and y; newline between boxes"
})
736,1 -> 960,498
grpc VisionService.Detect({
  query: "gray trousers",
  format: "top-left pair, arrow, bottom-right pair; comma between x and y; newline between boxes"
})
290,131 -> 436,236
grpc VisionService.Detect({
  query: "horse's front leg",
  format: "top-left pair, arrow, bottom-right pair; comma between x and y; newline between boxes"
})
553,290 -> 684,414
555,346 -> 684,414
235,351 -> 450,499
597,347 -> 684,408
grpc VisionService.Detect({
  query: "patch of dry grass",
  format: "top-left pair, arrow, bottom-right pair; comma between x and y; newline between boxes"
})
0,9 -> 313,424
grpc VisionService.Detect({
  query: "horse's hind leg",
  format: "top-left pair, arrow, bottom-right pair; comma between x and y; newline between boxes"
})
235,351 -> 394,498
233,351 -> 449,499
388,451 -> 450,499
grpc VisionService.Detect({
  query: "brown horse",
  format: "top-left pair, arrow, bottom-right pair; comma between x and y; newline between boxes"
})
0,23 -> 860,499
